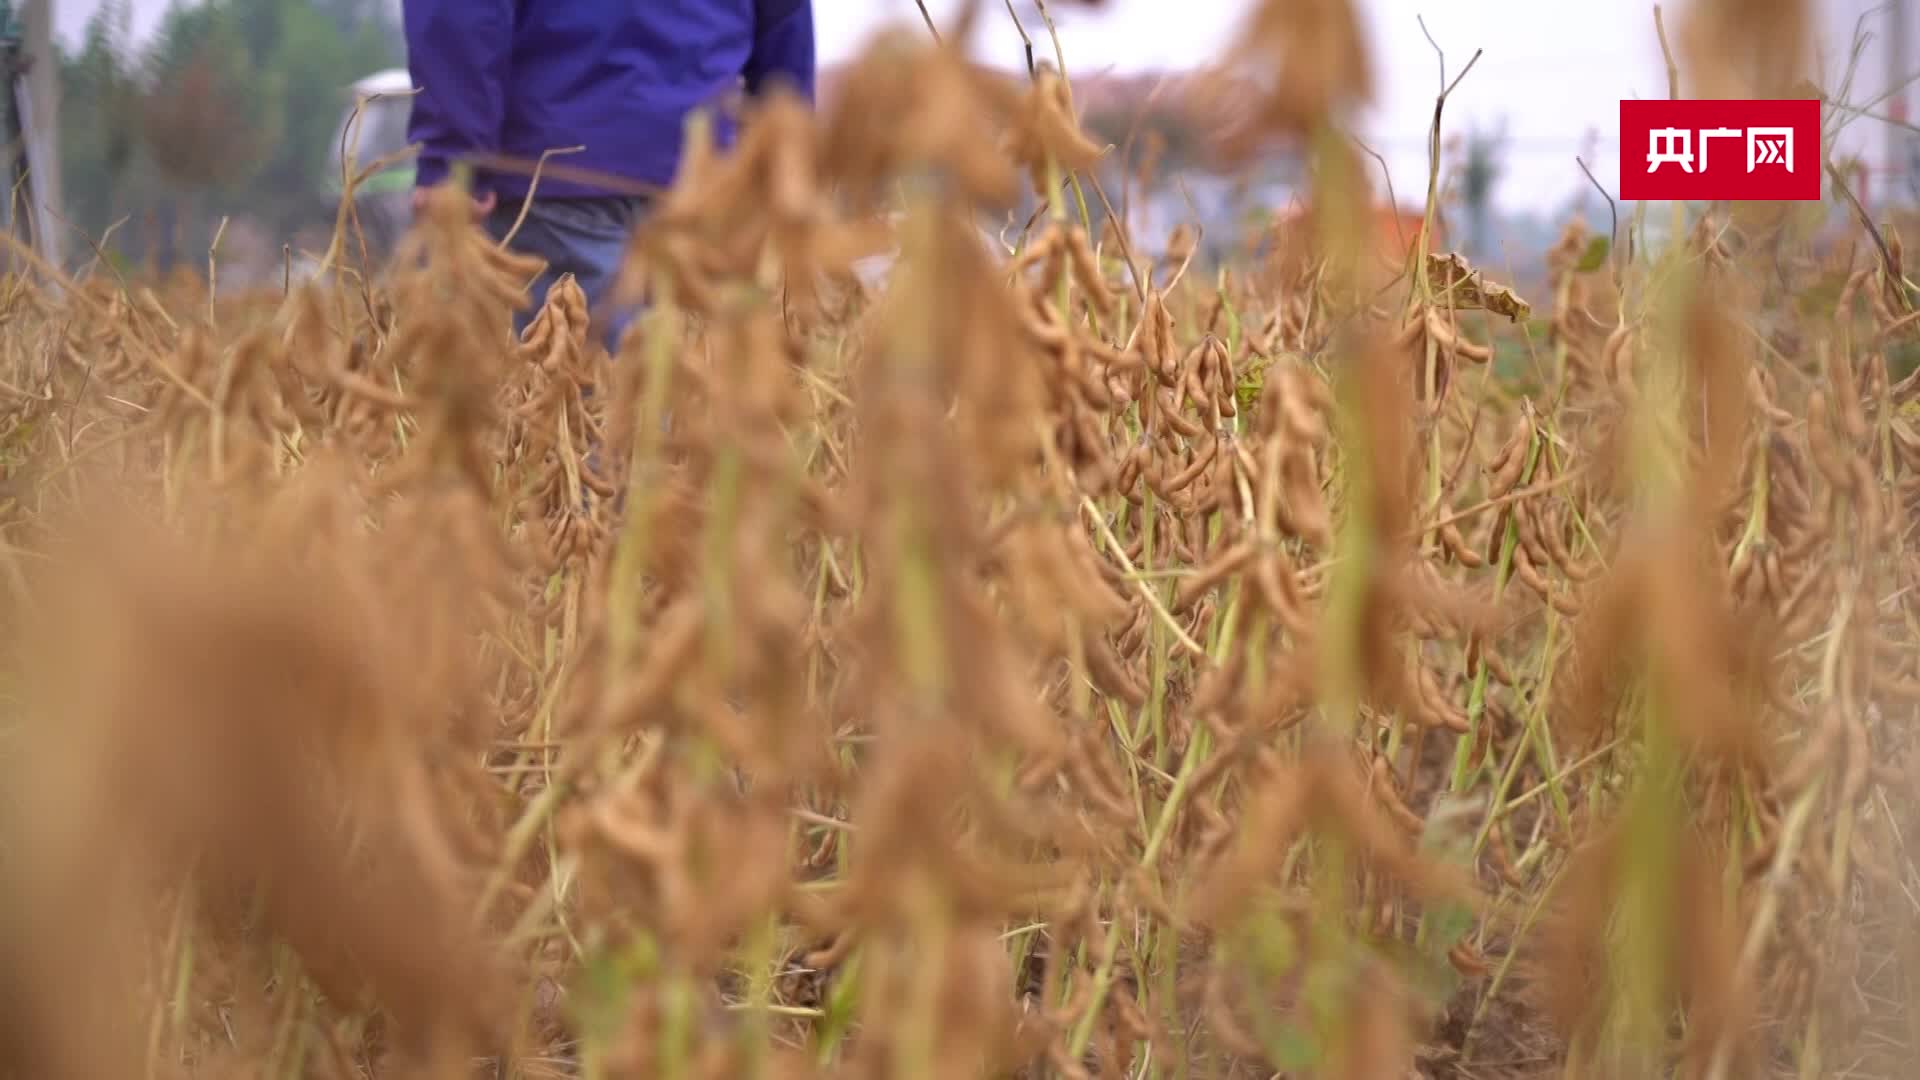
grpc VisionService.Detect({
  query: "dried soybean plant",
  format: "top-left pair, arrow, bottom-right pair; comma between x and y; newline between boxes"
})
0,0 -> 1915,1077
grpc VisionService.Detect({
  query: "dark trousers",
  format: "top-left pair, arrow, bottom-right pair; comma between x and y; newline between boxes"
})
484,195 -> 648,352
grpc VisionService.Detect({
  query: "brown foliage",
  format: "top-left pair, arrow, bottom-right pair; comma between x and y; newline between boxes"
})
0,2 -> 1912,1078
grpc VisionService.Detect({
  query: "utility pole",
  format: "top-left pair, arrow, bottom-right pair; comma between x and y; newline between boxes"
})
0,0 -> 59,276
20,0 -> 57,270
1891,0 -> 1915,208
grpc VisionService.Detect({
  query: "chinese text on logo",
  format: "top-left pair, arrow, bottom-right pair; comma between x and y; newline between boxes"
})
1619,99 -> 1820,201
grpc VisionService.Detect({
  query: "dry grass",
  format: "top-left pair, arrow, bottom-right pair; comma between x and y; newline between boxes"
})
0,1 -> 1915,1077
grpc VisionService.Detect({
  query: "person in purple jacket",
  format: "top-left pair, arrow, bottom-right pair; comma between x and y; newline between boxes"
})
402,1 -> 816,352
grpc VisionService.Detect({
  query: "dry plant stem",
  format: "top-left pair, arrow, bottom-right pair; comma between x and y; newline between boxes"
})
1702,772 -> 1827,1080
1021,1 -> 1098,233
321,89 -> 425,314
1070,581 -> 1254,1074
1471,604 -> 1571,863
1452,434 -> 1539,792
1825,159 -> 1906,309
913,0 -> 941,41
10,9 -> 1919,1079
1065,706 -> 1214,1065
1410,24 -> 1482,314
1080,496 -> 1207,658
207,216 -> 229,329
1463,863 -> 1558,1054
498,144 -> 590,252
1420,466 -> 1586,538
1654,5 -> 1680,99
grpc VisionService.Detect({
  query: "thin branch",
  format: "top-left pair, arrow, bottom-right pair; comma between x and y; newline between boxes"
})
498,145 -> 589,251
1082,171 -> 1148,302
1079,496 -> 1208,659
1575,156 -> 1621,285
1420,467 -> 1589,540
1653,5 -> 1680,100
1825,159 -> 1908,311
1418,16 -> 1447,93
1349,135 -> 1400,223
1031,0 -> 1071,90
913,0 -> 942,42
1823,97 -> 1920,140
1411,16 -> 1484,308
1445,50 -> 1485,100
1003,0 -> 1037,75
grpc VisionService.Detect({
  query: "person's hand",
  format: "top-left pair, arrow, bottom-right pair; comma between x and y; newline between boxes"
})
411,185 -> 497,219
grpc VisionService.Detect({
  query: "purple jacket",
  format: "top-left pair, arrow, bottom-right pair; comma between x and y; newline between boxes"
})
403,1 -> 814,200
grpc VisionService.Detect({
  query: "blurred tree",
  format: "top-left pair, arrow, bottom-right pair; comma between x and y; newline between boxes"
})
54,0 -> 399,266
256,1 -> 369,228
54,1 -> 144,246
140,3 -> 284,196
1458,120 -> 1507,257
313,0 -> 402,45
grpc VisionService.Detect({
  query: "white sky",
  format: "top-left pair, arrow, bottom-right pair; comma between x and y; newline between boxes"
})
54,0 -> 1920,214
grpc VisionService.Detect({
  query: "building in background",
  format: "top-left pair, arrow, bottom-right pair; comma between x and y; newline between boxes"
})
1813,0 -> 1920,213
